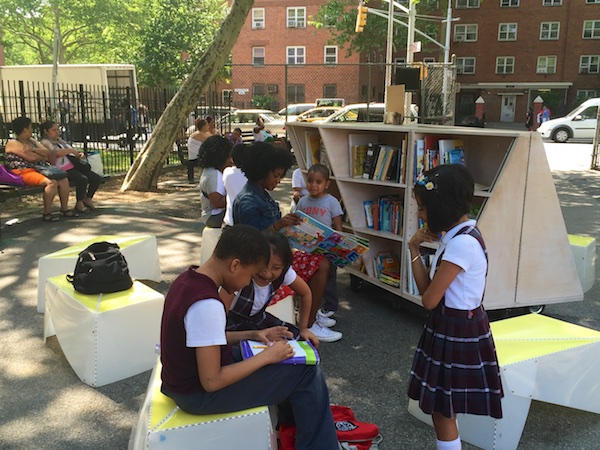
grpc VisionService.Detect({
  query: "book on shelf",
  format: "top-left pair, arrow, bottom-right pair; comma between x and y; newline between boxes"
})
240,339 -> 320,365
348,134 -> 378,178
350,145 -> 369,178
363,196 -> 403,235
305,132 -> 321,167
363,200 -> 375,228
372,146 -> 388,181
438,139 -> 464,165
373,252 -> 401,287
414,139 -> 425,179
362,143 -> 379,179
397,137 -> 408,184
281,211 -> 369,268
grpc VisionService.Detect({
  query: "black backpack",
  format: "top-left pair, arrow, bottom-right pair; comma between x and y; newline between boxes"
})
67,241 -> 133,294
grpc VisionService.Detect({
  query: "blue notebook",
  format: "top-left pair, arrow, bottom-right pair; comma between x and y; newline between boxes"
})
240,339 -> 320,365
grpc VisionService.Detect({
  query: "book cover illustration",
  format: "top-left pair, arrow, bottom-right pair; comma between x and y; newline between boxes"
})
281,211 -> 369,268
240,339 -> 320,365
305,132 -> 321,167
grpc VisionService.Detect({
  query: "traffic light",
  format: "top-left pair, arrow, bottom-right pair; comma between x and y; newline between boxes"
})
355,4 -> 368,33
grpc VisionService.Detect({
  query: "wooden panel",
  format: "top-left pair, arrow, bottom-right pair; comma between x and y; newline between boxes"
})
516,133 -> 584,305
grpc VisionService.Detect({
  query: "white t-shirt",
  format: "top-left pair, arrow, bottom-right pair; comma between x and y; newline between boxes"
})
222,166 -> 248,226
429,219 -> 487,310
199,167 -> 226,222
292,168 -> 309,197
184,299 -> 227,347
231,267 -> 297,315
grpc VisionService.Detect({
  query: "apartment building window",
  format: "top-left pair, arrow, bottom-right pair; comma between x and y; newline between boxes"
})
585,0 -> 600,3
287,46 -> 305,65
287,7 -> 306,28
454,24 -> 478,42
500,0 -> 519,6
577,90 -> 597,100
287,84 -> 305,103
253,84 -> 266,96
456,57 -> 476,74
456,0 -> 479,8
540,22 -> 560,40
583,20 -> 600,38
252,8 -> 265,29
542,0 -> 562,5
496,56 -> 515,74
423,57 -> 436,63
323,84 -> 337,97
222,90 -> 232,105
537,56 -> 557,74
252,47 -> 265,66
498,23 -> 518,41
580,55 -> 600,73
324,46 -> 338,65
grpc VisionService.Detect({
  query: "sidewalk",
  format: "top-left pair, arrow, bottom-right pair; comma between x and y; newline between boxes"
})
1,156 -> 600,449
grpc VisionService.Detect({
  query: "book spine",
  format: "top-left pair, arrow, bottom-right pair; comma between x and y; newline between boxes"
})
368,144 -> 381,179
362,143 -> 377,179
363,201 -> 374,228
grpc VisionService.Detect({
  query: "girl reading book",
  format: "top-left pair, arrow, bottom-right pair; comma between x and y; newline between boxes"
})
406,164 -> 503,450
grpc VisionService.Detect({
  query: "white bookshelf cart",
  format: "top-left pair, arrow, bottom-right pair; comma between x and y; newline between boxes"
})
286,121 -> 583,311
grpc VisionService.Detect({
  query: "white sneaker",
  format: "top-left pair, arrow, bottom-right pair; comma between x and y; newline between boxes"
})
317,315 -> 336,328
309,322 -> 342,343
317,308 -> 335,318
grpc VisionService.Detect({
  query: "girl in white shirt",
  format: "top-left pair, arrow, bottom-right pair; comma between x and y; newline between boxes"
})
406,164 -> 503,450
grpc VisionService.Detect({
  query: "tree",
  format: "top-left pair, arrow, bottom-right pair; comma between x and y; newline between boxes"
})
120,0 -> 254,191
134,0 -> 226,88
310,0 -> 442,58
0,0 -> 140,64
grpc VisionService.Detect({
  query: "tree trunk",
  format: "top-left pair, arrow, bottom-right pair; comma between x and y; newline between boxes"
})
121,0 -> 254,191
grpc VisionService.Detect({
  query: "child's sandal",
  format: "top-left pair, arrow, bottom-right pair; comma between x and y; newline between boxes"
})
61,209 -> 79,218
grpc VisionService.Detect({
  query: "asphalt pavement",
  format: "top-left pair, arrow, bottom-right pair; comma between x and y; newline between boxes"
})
1,139 -> 600,449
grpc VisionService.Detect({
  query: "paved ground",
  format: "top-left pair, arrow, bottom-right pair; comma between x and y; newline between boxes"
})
1,140 -> 600,449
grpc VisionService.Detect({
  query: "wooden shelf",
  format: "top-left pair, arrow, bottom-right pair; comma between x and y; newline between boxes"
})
287,122 -> 583,310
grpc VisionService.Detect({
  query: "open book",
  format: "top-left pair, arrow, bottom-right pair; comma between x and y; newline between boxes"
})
240,339 -> 320,365
281,211 -> 369,269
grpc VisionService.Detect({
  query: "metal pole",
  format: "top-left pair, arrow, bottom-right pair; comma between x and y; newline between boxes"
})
442,3 -> 452,123
404,1 -> 416,122
384,0 -> 394,107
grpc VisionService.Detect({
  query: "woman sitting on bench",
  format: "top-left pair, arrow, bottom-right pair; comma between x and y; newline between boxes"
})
5,116 -> 76,222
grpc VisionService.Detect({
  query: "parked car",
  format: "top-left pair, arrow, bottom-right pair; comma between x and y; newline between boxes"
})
537,98 -> 599,143
219,109 -> 287,137
325,103 -> 385,123
278,103 -> 316,121
295,106 -> 342,123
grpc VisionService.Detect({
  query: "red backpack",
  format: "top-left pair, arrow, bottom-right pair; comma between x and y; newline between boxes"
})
279,405 -> 381,450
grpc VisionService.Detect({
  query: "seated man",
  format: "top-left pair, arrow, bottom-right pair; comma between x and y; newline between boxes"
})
253,117 -> 288,148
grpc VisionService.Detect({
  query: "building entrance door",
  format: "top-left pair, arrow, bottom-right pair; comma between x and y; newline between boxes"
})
501,95 -> 516,122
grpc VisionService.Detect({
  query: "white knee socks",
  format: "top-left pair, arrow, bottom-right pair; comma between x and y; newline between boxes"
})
436,437 -> 461,450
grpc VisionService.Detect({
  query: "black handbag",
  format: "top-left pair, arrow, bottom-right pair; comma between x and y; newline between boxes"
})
67,154 -> 92,173
66,242 -> 133,294
34,163 -> 68,180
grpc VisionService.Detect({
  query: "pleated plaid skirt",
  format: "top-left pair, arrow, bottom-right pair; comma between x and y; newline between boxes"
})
407,302 -> 504,419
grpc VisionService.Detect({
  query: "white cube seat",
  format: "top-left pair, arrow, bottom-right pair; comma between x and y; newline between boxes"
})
568,234 -> 596,293
44,275 -> 164,387
38,234 -> 162,313
408,314 -> 600,450
129,359 -> 276,450
199,227 -> 223,265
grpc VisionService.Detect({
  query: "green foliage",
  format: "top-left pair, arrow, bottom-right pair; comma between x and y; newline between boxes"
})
310,0 -> 443,58
252,95 -> 278,110
134,0 -> 227,88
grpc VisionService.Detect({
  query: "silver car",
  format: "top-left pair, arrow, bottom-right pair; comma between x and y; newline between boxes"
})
219,109 -> 287,137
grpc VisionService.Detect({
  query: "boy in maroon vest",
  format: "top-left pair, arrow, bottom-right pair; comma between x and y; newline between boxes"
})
160,225 -> 338,449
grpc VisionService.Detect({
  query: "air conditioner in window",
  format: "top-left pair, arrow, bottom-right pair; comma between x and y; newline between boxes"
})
455,36 -> 464,42
267,84 -> 278,94
288,21 -> 297,28
581,67 -> 589,73
253,23 -> 264,29
537,67 -> 547,74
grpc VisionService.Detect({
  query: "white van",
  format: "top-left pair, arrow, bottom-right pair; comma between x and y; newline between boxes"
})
537,98 -> 599,143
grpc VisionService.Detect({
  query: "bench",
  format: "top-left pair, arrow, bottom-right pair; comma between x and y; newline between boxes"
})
129,358 -> 277,449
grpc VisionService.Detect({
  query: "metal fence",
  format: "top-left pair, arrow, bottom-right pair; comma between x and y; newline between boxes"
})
0,62 -> 455,174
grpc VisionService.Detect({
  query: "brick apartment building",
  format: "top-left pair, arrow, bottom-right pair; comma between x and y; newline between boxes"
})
228,0 -> 381,111
447,0 -> 600,123
227,0 -> 600,124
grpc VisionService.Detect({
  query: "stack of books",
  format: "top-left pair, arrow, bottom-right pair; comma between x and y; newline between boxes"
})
363,196 -> 403,234
414,136 -> 465,179
362,142 -> 407,183
373,252 -> 400,287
